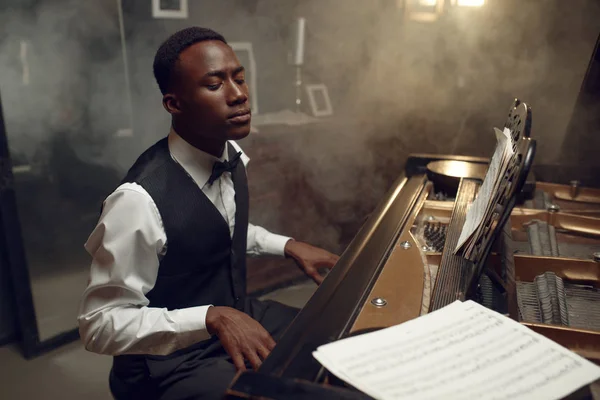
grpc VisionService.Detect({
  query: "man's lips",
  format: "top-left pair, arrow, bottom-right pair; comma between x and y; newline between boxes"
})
227,109 -> 251,124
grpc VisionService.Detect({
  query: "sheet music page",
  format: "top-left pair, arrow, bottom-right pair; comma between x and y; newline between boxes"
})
455,127 -> 513,253
313,300 -> 600,400
462,127 -> 515,259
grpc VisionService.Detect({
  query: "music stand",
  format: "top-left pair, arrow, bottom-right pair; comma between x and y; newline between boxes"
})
430,99 -> 537,313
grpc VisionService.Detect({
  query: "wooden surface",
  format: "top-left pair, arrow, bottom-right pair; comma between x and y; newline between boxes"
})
350,231 -> 425,333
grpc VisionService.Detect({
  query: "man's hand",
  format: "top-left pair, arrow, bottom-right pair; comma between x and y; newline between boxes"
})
206,306 -> 275,371
284,240 -> 340,285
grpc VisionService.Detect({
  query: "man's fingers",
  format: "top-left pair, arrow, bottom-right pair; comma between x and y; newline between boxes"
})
304,266 -> 324,285
315,256 -> 338,269
244,348 -> 263,371
231,351 -> 246,372
257,344 -> 271,361
264,334 -> 276,351
312,272 -> 324,285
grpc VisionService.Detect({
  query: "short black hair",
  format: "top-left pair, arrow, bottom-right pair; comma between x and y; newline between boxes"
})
153,27 -> 227,95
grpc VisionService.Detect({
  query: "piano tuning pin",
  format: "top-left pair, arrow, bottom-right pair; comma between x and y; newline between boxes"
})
570,180 -> 580,198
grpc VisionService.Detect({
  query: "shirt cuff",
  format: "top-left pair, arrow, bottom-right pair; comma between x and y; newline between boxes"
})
264,233 -> 293,257
170,305 -> 213,349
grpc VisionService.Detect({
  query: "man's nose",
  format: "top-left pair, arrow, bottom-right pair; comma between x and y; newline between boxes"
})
227,81 -> 248,105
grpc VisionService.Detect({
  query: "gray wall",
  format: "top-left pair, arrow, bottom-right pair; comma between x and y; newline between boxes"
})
296,0 -> 600,165
120,0 -> 300,156
2,0 -> 599,175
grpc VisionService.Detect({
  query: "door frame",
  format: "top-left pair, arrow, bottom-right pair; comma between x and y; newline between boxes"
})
0,89 -> 79,359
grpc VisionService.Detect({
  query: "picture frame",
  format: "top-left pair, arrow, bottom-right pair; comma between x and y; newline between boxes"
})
229,42 -> 259,115
305,84 -> 333,117
152,0 -> 189,19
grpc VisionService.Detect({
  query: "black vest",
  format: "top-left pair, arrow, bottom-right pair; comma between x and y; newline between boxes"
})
111,138 -> 249,390
120,138 -> 249,312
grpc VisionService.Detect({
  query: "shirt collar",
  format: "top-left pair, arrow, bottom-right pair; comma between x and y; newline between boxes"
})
167,128 -> 229,188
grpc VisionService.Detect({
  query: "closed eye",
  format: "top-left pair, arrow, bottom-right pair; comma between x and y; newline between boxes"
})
207,83 -> 222,91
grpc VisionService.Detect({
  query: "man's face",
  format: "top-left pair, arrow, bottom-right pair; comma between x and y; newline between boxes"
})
169,40 -> 251,141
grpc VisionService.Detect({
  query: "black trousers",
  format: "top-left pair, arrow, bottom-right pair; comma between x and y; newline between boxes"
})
109,299 -> 299,400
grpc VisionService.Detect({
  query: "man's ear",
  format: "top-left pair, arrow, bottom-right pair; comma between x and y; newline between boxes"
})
163,94 -> 182,115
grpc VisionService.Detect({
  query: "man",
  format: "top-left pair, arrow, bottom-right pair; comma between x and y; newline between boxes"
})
78,27 -> 339,399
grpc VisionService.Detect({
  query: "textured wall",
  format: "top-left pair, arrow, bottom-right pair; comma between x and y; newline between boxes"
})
2,0 -> 598,172
121,0 -> 300,156
295,0 -> 599,165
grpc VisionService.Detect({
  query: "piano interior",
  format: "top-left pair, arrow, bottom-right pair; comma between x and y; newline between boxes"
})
348,170 -> 600,358
414,179 -> 600,358
226,100 -> 600,399
348,102 -> 600,367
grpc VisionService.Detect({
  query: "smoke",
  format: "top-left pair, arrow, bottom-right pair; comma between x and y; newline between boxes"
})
296,0 -> 598,162
275,0 -> 600,249
1,0 -> 598,253
0,0 -> 129,171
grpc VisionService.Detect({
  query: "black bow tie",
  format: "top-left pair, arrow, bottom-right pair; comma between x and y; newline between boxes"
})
208,151 -> 242,185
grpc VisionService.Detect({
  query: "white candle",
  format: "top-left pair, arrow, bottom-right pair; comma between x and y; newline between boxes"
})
294,17 -> 306,66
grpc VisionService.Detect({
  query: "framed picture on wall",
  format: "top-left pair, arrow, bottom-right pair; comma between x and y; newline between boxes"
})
229,42 -> 259,115
305,84 -> 333,117
152,0 -> 189,19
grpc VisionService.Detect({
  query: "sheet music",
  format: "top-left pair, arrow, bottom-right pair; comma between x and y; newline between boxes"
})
313,300 -> 600,400
455,127 -> 513,253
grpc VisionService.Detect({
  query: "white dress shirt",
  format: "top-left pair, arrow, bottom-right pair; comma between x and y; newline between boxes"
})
78,130 -> 291,356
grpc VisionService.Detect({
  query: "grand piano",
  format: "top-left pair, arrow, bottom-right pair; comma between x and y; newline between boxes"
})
226,100 -> 600,399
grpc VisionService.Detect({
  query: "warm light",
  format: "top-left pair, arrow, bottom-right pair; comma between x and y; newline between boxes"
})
456,0 -> 485,6
403,0 -> 444,22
